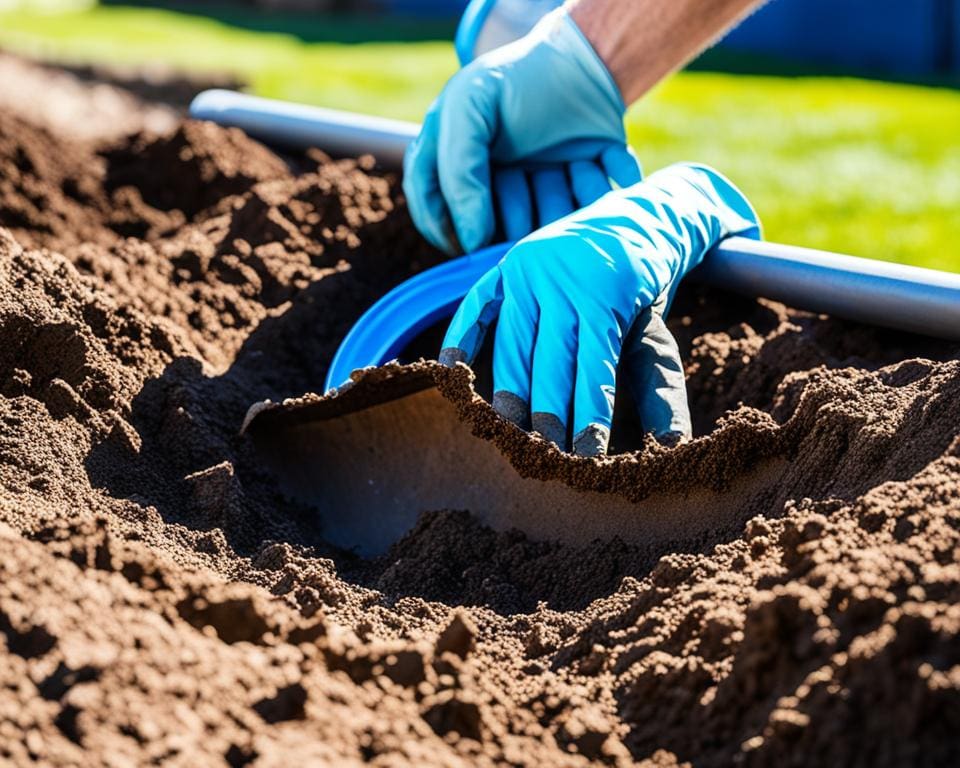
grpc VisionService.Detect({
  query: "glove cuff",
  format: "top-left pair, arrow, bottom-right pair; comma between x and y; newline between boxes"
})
531,7 -> 628,116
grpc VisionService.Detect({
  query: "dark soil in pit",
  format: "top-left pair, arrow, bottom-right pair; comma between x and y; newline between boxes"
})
1,59 -> 959,767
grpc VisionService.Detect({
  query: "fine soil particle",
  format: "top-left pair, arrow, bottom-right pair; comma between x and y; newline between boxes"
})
1,62 -> 959,767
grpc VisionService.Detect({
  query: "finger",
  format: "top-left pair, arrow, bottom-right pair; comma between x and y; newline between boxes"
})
493,167 -> 534,242
531,167 -> 575,227
601,144 -> 643,189
491,268 -> 539,429
572,311 -> 621,457
568,159 -> 611,208
439,265 -> 504,366
437,78 -> 497,253
623,305 -> 692,444
402,102 -> 458,254
529,306 -> 577,449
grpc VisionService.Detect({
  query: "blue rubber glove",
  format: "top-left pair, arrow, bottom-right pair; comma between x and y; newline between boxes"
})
438,163 -> 762,456
403,6 -> 641,255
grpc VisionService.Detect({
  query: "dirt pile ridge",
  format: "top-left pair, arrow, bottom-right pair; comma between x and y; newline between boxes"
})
0,61 -> 958,766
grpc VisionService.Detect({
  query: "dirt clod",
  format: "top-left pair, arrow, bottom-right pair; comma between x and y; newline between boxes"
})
436,610 -> 478,660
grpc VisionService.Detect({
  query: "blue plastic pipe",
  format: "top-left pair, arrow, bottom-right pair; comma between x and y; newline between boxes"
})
185,91 -> 960,389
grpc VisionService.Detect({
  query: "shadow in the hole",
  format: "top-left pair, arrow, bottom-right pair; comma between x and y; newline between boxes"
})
82,187 -> 444,564
359,509 -> 672,614
83,270 -> 362,560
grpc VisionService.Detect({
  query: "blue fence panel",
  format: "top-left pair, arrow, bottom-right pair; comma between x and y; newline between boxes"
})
380,0 -> 958,76
380,0 -> 467,16
954,0 -> 960,70
720,0 -> 957,76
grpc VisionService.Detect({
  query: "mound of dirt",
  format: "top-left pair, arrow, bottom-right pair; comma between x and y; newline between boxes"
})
1,63 -> 958,767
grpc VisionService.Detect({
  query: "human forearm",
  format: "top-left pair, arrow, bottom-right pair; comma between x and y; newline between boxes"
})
568,0 -> 766,103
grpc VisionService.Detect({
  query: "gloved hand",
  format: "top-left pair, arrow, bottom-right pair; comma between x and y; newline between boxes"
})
403,6 -> 641,255
438,162 -> 762,455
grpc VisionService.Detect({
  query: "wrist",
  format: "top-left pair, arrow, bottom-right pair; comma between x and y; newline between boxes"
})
567,0 -> 638,104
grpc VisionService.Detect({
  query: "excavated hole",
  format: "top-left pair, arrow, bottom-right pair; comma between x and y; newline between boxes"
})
246,287 -> 808,600
245,280 -> 960,614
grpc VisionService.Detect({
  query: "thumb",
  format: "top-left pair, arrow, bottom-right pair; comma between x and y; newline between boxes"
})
437,76 -> 498,253
622,301 -> 692,443
403,103 -> 458,254
439,265 -> 505,366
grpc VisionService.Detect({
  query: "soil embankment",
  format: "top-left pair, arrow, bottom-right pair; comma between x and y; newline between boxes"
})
0,60 -> 958,766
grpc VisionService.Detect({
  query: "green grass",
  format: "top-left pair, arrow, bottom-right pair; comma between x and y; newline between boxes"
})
629,76 -> 960,271
0,5 -> 456,118
1,4 -> 959,271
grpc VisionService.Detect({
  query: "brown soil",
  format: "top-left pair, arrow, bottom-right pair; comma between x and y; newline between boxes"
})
1,60 -> 959,767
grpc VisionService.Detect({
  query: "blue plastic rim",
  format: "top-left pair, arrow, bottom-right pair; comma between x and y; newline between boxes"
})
324,243 -> 511,392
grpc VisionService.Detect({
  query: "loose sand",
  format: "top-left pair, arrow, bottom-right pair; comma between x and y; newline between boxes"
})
0,60 -> 958,766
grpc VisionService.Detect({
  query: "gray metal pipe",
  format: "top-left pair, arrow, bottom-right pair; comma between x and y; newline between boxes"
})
704,238 -> 960,340
189,89 -> 960,342
190,89 -> 417,167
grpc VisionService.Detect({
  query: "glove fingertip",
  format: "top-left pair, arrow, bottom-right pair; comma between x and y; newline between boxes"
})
441,267 -> 504,362
568,159 -> 611,207
459,231 -> 490,256
437,100 -> 497,254
654,431 -> 688,449
531,412 -> 566,449
405,186 -> 458,255
572,423 -> 610,457
403,128 -> 460,254
493,390 -> 531,430
602,145 -> 643,189
438,347 -> 468,367
441,311 -> 481,363
446,171 -> 496,252
456,203 -> 496,254
624,306 -> 693,441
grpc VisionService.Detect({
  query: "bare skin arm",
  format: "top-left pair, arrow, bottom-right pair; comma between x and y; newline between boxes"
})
569,0 -> 766,104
